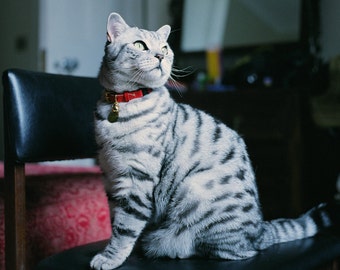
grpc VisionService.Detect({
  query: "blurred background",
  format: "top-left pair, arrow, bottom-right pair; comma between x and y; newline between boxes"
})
0,0 -> 339,218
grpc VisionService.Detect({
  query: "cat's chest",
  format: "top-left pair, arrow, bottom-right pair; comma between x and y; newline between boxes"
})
96,92 -> 173,141
96,104 -> 170,162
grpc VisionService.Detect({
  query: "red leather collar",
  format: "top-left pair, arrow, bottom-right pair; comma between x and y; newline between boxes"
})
105,88 -> 152,103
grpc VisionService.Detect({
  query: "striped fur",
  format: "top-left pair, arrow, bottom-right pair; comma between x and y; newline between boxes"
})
90,13 -> 337,270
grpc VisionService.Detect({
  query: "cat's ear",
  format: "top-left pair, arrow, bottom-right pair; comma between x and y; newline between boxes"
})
157,25 -> 171,41
107,13 -> 129,43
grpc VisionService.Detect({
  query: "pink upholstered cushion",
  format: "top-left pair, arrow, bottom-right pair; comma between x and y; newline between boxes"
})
0,163 -> 111,269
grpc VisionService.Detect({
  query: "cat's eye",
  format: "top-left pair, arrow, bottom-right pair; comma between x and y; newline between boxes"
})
134,41 -> 148,51
161,46 -> 168,55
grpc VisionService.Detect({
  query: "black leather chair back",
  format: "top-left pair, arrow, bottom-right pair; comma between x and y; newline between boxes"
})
3,69 -> 102,162
2,69 -> 103,270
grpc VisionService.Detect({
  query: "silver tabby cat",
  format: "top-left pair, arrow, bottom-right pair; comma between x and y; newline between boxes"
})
91,13 -> 336,270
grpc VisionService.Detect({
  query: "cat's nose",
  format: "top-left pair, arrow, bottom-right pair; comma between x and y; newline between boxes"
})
155,53 -> 164,61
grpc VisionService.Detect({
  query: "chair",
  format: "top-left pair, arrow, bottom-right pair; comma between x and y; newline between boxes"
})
2,68 -> 102,270
2,69 -> 340,270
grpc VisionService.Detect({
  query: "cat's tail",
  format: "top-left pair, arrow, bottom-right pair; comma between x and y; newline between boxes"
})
254,202 -> 340,250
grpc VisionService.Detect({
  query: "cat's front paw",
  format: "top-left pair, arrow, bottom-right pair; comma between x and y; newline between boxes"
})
90,254 -> 122,270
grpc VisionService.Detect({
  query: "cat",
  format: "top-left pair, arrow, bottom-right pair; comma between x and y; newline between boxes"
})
91,12 -> 338,270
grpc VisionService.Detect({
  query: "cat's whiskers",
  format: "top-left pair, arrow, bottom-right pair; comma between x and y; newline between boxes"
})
168,65 -> 195,97
167,75 -> 183,97
171,65 -> 195,78
111,66 -> 137,72
125,69 -> 145,90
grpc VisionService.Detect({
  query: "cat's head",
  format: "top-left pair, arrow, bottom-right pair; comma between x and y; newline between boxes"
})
99,13 -> 174,92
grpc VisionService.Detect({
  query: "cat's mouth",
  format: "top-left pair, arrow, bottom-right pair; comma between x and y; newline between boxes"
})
154,65 -> 163,73
154,62 -> 167,75
153,66 -> 169,80
137,61 -> 169,81
138,58 -> 168,76
145,64 -> 163,78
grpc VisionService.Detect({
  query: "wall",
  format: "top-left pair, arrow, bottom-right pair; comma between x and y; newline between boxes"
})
181,0 -> 300,52
320,0 -> 340,61
0,0 -> 39,73
39,0 -> 128,76
223,0 -> 300,47
40,0 -> 171,77
0,0 -> 39,159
